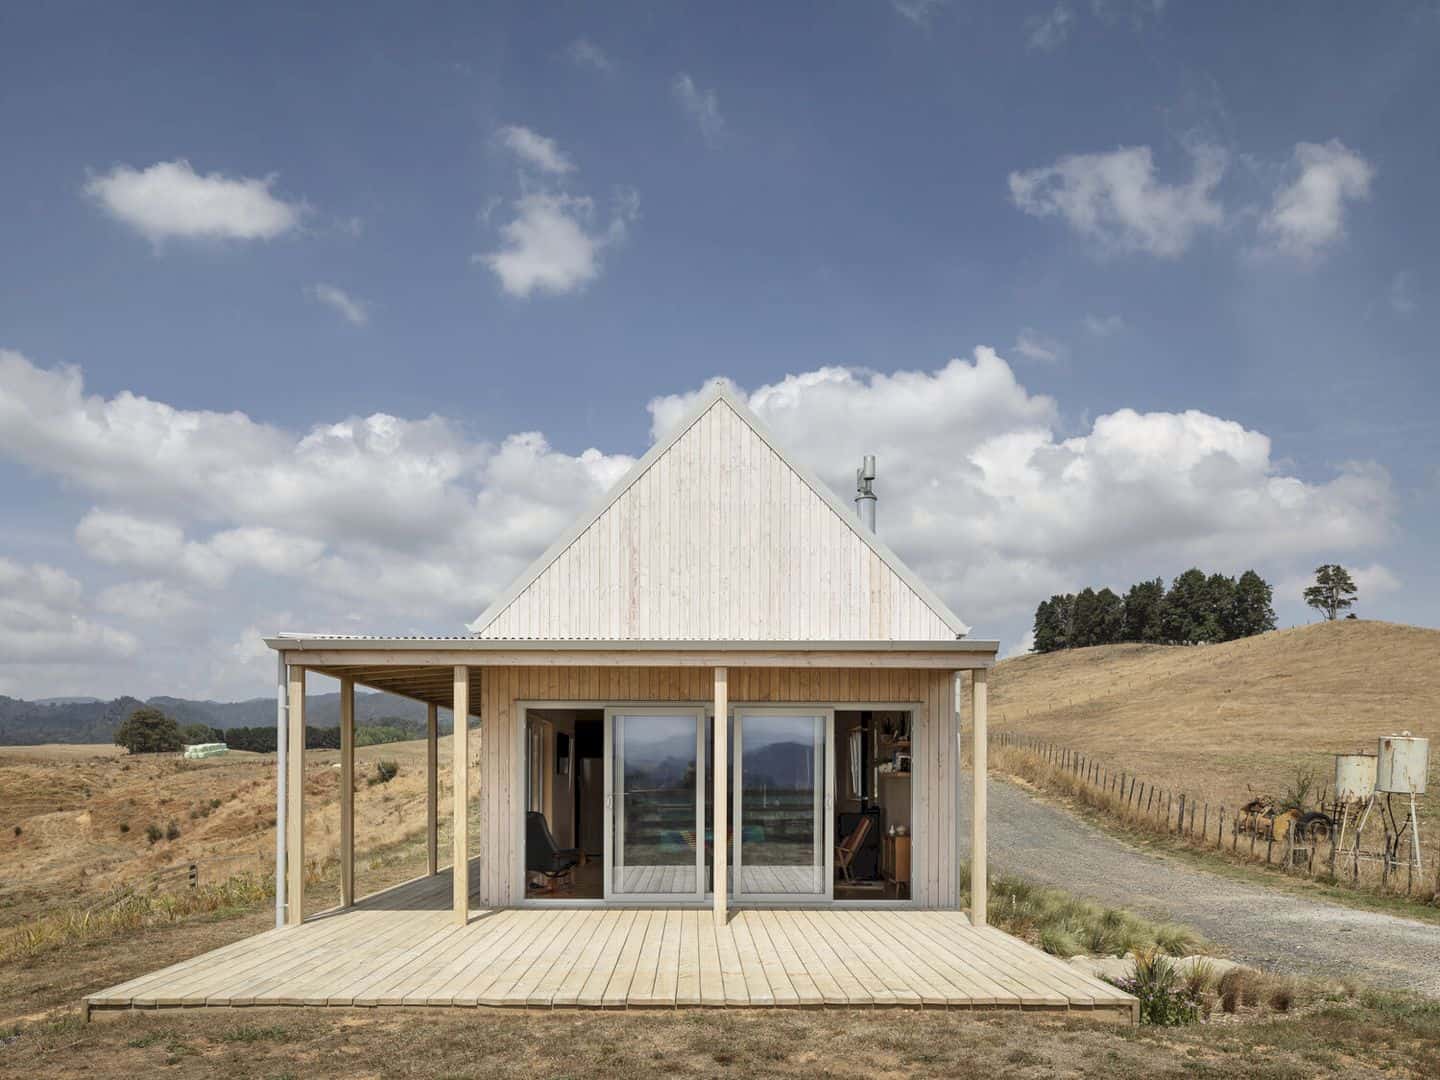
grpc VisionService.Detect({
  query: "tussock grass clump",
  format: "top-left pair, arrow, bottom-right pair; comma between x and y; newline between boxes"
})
0,873 -> 273,964
961,861 -> 1207,958
1106,948 -> 1202,1026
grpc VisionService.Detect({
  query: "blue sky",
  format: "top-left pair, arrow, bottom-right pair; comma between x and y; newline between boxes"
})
2,1 -> 1437,699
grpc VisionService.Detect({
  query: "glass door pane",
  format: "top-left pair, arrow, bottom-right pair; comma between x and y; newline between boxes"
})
604,709 -> 704,899
734,710 -> 832,899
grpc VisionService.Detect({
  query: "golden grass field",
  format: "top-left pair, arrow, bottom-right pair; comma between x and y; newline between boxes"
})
0,734 -> 469,929
989,619 -> 1440,824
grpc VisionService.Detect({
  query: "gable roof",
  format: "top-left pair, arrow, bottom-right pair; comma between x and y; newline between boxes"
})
468,385 -> 969,642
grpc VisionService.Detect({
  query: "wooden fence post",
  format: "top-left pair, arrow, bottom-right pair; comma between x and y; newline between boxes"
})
1177,794 -> 1185,835
1217,807 -> 1224,849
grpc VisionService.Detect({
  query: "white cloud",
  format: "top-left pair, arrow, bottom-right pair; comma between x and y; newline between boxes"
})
651,350 -> 1393,621
95,579 -> 197,620
1258,140 -> 1373,260
567,38 -> 614,73
0,345 -> 1397,694
307,283 -> 368,325
83,159 -> 305,246
1351,562 -> 1401,598
0,349 -> 634,623
0,557 -> 137,663
1009,143 -> 1226,257
1002,629 -> 1037,660
478,193 -> 634,298
477,130 -> 637,298
497,125 -> 576,175
1027,4 -> 1075,50
673,74 -> 724,145
892,0 -> 948,25
1013,328 -> 1066,363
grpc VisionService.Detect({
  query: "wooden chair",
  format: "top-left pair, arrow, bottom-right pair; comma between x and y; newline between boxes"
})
835,816 -> 872,883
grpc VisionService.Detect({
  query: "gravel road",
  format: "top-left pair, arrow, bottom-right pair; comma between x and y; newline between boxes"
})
957,774 -> 1440,995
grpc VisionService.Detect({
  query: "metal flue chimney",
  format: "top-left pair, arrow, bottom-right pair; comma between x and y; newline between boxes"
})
855,455 -> 877,532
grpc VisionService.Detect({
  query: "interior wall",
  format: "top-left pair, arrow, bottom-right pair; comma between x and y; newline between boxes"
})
480,665 -> 959,908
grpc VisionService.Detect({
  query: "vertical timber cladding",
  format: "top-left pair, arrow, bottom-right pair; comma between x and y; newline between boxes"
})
478,665 -> 960,908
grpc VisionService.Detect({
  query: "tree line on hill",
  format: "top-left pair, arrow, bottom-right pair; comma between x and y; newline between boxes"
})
114,705 -> 431,754
1032,568 -> 1276,653
0,689 -> 439,746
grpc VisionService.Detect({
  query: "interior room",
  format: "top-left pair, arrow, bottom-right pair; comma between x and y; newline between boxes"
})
524,708 -> 604,899
523,704 -> 914,904
833,709 -> 913,901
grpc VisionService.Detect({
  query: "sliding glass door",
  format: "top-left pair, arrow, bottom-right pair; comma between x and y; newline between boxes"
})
603,708 -> 705,900
733,709 -> 833,901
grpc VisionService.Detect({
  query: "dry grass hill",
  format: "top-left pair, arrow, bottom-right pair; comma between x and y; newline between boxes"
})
990,619 -> 1440,819
0,736 -> 464,929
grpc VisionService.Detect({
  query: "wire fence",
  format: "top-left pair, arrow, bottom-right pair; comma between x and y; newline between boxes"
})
990,730 -> 1440,906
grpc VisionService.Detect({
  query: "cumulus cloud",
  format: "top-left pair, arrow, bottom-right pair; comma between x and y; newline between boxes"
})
0,345 -> 1397,693
84,159 -> 305,246
95,579 -> 197,620
650,350 -> 1393,620
478,193 -> 634,297
0,348 -> 634,621
307,283 -> 368,325
1009,143 -> 1226,257
567,38 -> 614,73
1258,139 -> 1374,260
0,557 -> 137,663
1027,4 -> 1075,50
673,74 -> 724,145
477,129 -> 637,297
497,125 -> 576,175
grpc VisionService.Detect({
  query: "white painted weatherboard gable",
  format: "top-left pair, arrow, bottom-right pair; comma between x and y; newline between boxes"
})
469,387 -> 967,641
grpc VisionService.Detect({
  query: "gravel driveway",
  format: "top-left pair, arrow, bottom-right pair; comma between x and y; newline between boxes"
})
957,773 -> 1440,995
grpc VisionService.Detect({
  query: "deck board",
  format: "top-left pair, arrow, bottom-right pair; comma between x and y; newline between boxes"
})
85,867 -> 1134,1021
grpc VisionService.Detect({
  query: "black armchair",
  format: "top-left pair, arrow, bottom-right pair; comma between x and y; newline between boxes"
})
526,811 -> 581,889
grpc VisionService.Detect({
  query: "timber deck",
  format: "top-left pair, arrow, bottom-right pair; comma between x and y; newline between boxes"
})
86,865 -> 1136,1020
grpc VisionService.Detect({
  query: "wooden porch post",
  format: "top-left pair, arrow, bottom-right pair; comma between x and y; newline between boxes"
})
452,665 -> 469,924
713,667 -> 728,925
426,702 -> 438,877
339,675 -> 354,908
285,666 -> 306,926
970,668 -> 988,926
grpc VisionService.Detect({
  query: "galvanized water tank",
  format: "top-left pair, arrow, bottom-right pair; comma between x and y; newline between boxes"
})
1333,752 -> 1377,801
1376,734 -> 1429,795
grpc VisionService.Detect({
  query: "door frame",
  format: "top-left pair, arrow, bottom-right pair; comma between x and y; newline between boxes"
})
602,705 -> 707,903
730,706 -> 836,903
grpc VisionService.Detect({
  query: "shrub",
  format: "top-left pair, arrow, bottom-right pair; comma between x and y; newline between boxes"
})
209,798 -> 222,810
368,760 -> 399,786
114,706 -> 183,754
165,820 -> 180,841
119,822 -> 130,834
145,823 -> 163,845
1106,948 -> 1202,1026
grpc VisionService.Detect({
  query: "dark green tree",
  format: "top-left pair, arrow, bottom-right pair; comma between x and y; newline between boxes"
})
1161,569 -> 1208,644
1198,572 -> 1237,642
1230,570 -> 1277,637
113,706 -> 183,754
1091,587 -> 1125,645
1122,578 -> 1165,643
1071,587 -> 1101,647
179,722 -> 220,745
1304,564 -> 1357,620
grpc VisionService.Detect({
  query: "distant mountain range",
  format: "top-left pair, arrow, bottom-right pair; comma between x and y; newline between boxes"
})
0,691 -> 435,746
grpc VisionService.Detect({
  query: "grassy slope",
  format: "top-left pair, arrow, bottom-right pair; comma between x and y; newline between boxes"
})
0,737 -> 454,927
989,620 -> 1440,821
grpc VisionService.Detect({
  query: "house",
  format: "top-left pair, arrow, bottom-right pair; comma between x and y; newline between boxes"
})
86,386 -> 1136,1019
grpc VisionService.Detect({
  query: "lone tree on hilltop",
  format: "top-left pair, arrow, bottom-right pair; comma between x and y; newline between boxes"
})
114,706 -> 183,754
1304,564 -> 1357,621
